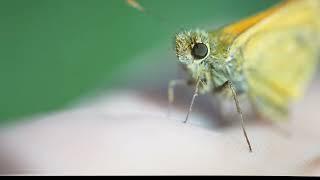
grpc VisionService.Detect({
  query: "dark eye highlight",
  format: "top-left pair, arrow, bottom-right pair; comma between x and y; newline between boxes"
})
191,43 -> 208,60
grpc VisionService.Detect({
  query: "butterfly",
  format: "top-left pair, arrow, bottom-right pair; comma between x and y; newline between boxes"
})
172,0 -> 320,152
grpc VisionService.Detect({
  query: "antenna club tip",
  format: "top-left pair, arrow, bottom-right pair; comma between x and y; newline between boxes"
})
127,0 -> 145,12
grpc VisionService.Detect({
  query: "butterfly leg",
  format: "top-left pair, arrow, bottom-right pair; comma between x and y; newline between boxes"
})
167,79 -> 187,117
184,79 -> 201,124
219,81 -> 253,152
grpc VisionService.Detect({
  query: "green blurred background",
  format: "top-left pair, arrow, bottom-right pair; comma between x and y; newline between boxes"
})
0,0 -> 280,123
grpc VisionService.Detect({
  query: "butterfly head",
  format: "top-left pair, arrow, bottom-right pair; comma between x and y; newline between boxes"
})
175,30 -> 211,65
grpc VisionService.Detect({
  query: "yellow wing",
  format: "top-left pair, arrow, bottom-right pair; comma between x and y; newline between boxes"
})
228,0 -> 320,119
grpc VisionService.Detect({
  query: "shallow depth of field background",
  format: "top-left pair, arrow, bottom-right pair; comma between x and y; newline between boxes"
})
3,0 -> 320,176
0,0 -> 281,124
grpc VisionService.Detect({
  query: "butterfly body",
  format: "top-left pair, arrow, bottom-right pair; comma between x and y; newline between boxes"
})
175,0 -> 320,121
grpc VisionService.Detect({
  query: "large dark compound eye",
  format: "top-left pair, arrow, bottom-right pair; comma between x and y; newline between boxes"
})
191,43 -> 208,60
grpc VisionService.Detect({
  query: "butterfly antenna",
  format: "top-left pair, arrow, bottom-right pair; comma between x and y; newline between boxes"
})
126,0 -> 171,26
127,0 -> 145,12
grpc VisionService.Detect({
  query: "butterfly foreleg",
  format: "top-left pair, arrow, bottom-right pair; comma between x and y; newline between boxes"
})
167,79 -> 188,116
218,80 -> 253,152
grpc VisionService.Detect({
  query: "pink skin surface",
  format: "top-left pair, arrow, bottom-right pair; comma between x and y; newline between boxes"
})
0,77 -> 320,175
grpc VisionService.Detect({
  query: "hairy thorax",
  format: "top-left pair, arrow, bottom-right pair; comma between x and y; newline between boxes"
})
184,57 -> 248,96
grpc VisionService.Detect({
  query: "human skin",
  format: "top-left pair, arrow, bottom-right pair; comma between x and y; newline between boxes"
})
0,77 -> 320,175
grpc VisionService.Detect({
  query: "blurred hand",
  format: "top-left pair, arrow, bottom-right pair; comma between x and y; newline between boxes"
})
1,84 -> 320,175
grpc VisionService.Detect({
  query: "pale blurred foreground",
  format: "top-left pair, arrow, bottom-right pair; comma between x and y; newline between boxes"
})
0,79 -> 320,175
